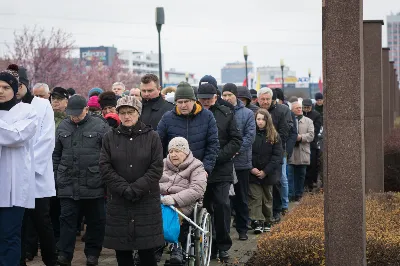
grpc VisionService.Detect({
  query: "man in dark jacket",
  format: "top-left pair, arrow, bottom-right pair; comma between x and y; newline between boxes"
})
197,83 -> 243,261
157,82 -> 220,176
314,92 -> 324,121
199,75 -> 234,110
140,74 -> 174,129
237,86 -> 259,113
222,83 -> 256,241
52,95 -> 109,266
302,99 -> 322,191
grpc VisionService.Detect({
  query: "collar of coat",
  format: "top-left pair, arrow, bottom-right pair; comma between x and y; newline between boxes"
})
115,121 -> 150,136
165,152 -> 196,172
143,95 -> 163,110
174,102 -> 202,116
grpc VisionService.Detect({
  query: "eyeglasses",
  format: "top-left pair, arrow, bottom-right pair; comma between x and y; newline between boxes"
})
176,100 -> 192,105
119,110 -> 137,116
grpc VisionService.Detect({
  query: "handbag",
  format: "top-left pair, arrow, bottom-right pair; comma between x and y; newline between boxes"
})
161,204 -> 180,243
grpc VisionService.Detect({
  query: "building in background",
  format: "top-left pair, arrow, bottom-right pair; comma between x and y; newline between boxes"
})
118,50 -> 161,76
80,46 -> 117,66
257,66 -> 296,85
164,69 -> 196,87
388,12 -> 400,83
221,61 -> 254,84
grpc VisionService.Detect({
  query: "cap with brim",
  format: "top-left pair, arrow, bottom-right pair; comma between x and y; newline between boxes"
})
51,92 -> 68,99
66,95 -> 87,116
197,83 -> 217,99
66,108 -> 85,116
302,99 -> 313,106
197,93 -> 216,99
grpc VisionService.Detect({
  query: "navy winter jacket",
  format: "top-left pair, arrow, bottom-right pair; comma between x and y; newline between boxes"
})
233,100 -> 256,170
157,103 -> 220,175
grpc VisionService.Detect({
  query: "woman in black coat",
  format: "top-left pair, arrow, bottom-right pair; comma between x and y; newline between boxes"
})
249,108 -> 283,234
99,96 -> 164,266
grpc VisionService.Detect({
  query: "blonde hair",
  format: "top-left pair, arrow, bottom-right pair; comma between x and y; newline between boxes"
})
161,86 -> 176,95
255,108 -> 279,144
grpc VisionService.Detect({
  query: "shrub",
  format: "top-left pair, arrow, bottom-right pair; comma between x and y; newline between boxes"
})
384,128 -> 400,192
252,193 -> 400,266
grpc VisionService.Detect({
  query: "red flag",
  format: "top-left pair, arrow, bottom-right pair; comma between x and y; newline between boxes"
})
318,77 -> 323,92
243,78 -> 247,87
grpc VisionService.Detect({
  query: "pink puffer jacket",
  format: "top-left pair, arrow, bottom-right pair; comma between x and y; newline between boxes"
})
159,152 -> 207,216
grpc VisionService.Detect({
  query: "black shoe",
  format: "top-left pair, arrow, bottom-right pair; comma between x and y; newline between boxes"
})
219,250 -> 229,262
170,245 -> 183,264
281,208 -> 288,216
57,255 -> 71,266
86,255 -> 99,266
272,213 -> 281,224
263,222 -> 271,233
238,232 -> 248,241
252,221 -> 262,234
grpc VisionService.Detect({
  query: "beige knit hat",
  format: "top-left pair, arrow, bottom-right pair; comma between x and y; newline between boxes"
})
116,96 -> 142,115
168,137 -> 190,155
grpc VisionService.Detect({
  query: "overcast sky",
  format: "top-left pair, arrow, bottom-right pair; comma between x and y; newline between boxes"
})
1,0 -> 399,81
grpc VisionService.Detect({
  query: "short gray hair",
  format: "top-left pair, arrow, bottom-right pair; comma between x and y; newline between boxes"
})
257,87 -> 273,98
32,83 -> 49,93
112,82 -> 125,90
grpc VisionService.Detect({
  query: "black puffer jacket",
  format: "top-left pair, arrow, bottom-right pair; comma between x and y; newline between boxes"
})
250,128 -> 283,185
304,109 -> 322,149
209,103 -> 243,183
268,103 -> 292,150
141,95 -> 174,130
53,115 -> 109,200
99,122 -> 164,250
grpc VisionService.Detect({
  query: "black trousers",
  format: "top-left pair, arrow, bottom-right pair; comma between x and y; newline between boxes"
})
24,213 -> 39,256
273,163 -> 283,215
305,148 -> 319,189
115,249 -> 157,266
58,198 -> 105,261
232,170 -> 249,234
203,181 -> 232,251
21,197 -> 57,266
49,196 -> 61,243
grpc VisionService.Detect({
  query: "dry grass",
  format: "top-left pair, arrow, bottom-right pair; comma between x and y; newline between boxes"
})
252,193 -> 400,266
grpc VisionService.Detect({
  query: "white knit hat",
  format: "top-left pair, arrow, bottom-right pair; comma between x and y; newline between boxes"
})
168,137 -> 190,155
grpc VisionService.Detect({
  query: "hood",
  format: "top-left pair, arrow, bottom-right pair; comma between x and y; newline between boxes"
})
234,99 -> 245,111
237,86 -> 252,102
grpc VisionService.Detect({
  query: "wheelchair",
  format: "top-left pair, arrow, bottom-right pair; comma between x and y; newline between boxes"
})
164,202 -> 213,266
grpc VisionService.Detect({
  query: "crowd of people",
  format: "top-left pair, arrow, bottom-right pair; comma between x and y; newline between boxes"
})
0,63 -> 324,266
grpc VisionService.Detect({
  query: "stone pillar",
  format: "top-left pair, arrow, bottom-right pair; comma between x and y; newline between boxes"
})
363,21 -> 384,193
322,0 -> 366,265
390,61 -> 395,130
382,48 -> 391,137
396,72 -> 399,119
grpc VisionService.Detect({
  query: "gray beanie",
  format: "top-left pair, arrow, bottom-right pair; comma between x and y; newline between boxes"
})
168,137 -> 190,155
174,82 -> 196,101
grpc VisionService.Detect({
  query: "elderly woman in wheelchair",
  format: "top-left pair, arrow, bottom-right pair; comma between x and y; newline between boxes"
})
159,137 -> 208,264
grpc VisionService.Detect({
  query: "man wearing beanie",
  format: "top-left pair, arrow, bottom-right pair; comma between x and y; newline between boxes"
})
140,74 -> 173,130
0,64 -> 38,266
53,95 -> 109,266
14,67 -> 59,266
302,99 -> 322,192
157,81 -> 219,177
199,75 -> 234,110
222,83 -> 256,241
314,92 -> 324,120
17,66 -> 35,104
197,83 -> 243,260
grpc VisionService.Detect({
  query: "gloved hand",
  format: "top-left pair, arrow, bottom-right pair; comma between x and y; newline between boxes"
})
161,195 -> 175,206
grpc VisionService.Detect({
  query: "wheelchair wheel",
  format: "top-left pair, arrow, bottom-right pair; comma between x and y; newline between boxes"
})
195,208 -> 212,266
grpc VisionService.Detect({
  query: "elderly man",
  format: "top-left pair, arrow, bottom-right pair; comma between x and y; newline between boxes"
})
288,101 -> 314,201
32,83 -> 50,99
111,82 -> 125,97
53,95 -> 109,266
129,88 -> 142,101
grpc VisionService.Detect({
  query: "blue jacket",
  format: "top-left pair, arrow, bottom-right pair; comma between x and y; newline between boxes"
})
157,103 -> 219,175
233,100 -> 256,170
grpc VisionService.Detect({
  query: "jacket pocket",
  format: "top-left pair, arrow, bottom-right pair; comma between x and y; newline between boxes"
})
57,164 -> 71,189
86,165 -> 103,188
59,132 -> 72,149
82,132 -> 99,148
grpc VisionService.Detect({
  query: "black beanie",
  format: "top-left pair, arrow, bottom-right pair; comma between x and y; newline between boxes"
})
18,67 -> 29,89
315,92 -> 323,100
0,64 -> 19,94
98,91 -> 117,109
222,83 -> 238,96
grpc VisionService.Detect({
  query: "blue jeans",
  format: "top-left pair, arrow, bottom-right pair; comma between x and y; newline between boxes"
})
288,165 -> 307,198
281,157 -> 289,209
0,207 -> 25,266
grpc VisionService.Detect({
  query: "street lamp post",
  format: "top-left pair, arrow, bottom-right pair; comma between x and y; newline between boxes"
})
308,68 -> 312,99
156,7 -> 165,88
185,72 -> 189,83
280,59 -> 285,95
243,46 -> 248,87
